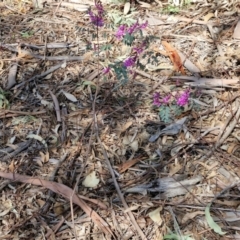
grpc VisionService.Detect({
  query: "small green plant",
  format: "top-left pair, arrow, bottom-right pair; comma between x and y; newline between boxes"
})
0,88 -> 10,109
164,233 -> 194,240
21,31 -> 34,38
163,0 -> 192,13
106,21 -> 148,85
107,10 -> 136,26
153,89 -> 191,123
163,5 -> 180,14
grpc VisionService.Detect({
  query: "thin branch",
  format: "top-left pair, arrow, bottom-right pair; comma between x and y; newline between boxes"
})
0,110 -> 46,119
13,62 -> 63,89
49,90 -> 61,122
97,134 -> 147,240
1,42 -> 78,50
41,152 -> 69,214
2,140 -> 32,162
215,99 -> 240,148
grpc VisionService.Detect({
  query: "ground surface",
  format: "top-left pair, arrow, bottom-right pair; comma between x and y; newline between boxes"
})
0,0 -> 240,239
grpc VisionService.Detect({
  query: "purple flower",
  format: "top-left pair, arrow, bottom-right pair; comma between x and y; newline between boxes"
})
95,1 -> 104,16
127,21 -> 139,34
153,92 -> 172,107
162,94 -> 171,104
133,46 -> 143,54
89,10 -> 104,27
116,25 -> 126,39
115,21 -> 148,40
153,92 -> 161,107
89,1 -> 104,27
123,57 -> 136,68
176,89 -> 190,106
103,66 -> 110,74
127,21 -> 148,34
133,42 -> 145,55
140,21 -> 148,29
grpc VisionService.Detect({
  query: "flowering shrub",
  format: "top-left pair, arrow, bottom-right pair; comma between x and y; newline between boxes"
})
176,89 -> 190,106
115,21 -> 148,40
88,1 -> 148,85
123,57 -> 136,68
88,1 -> 192,120
153,89 -> 191,122
89,1 -> 104,27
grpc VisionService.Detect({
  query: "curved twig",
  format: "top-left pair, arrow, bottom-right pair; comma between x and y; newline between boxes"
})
49,90 -> 61,122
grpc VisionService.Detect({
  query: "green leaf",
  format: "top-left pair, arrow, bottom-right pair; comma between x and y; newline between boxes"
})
21,31 -> 34,38
171,105 -> 183,117
0,88 -> 10,109
101,44 -> 112,51
123,33 -> 135,46
109,13 -> 122,24
159,106 -> 171,123
205,204 -> 226,235
164,233 -> 179,240
82,81 -> 96,87
164,233 -> 194,240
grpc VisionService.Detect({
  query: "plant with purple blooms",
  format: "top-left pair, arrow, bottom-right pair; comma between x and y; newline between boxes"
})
115,21 -> 148,41
123,56 -> 136,68
88,1 -> 149,86
102,66 -> 110,75
176,89 -> 190,106
89,0 -> 105,27
105,20 -> 149,85
153,89 -> 191,122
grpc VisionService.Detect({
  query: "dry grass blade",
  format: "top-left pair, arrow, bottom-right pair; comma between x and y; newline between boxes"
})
0,172 -> 113,237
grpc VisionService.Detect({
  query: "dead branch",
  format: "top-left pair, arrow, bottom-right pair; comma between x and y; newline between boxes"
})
0,172 -> 113,237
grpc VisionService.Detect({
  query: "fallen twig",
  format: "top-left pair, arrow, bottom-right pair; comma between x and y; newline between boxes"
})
0,172 -> 113,236
97,134 -> 147,240
0,110 -> 46,119
215,99 -> 240,148
0,141 -> 30,157
135,69 -> 168,94
1,42 -> 78,50
13,62 -> 63,89
60,104 -> 68,143
1,140 -> 32,162
200,93 -> 240,116
41,152 -> 69,214
49,90 -> 61,122
200,99 -> 240,160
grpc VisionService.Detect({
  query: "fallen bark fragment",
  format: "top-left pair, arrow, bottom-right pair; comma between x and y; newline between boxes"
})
0,172 -> 113,237
6,56 -> 18,89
